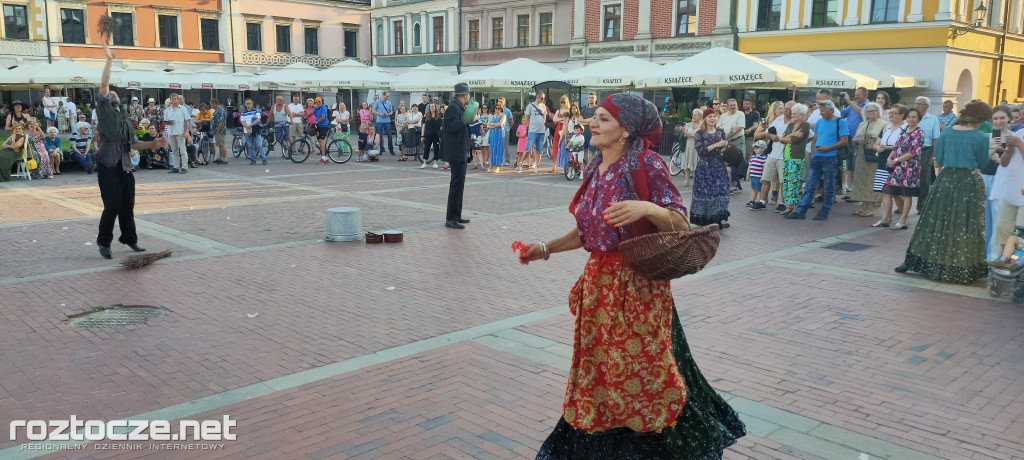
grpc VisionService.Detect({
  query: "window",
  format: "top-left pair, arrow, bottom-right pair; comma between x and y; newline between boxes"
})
676,0 -> 697,35
432,16 -> 444,52
276,24 -> 291,53
376,24 -> 383,55
60,8 -> 85,43
539,12 -> 552,45
110,12 -> 133,46
516,14 -> 528,47
344,29 -> 358,57
201,18 -> 219,50
3,4 -> 28,39
604,5 -> 621,40
491,17 -> 503,48
246,22 -> 261,50
468,19 -> 479,50
755,0 -> 781,31
869,0 -> 899,23
393,20 -> 403,55
1019,66 -> 1024,98
413,23 -> 420,47
158,14 -> 178,47
304,27 -> 318,54
810,0 -> 838,27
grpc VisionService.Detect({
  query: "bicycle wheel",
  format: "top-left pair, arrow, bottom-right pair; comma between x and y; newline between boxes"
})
563,161 -> 576,180
231,136 -> 243,158
668,150 -> 684,176
289,138 -> 311,163
197,137 -> 210,164
280,137 -> 291,159
327,139 -> 352,164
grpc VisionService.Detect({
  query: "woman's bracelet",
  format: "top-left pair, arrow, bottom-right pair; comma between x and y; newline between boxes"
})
539,241 -> 550,260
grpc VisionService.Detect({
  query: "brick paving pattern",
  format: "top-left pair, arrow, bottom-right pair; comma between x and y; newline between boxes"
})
0,158 -> 1021,459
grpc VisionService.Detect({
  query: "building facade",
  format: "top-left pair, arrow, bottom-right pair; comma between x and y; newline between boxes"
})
231,0 -> 371,72
459,0 -> 571,71
0,0 -> 58,68
369,0 -> 460,71
43,0 -> 226,68
567,0 -> 734,66
736,0 -> 1024,107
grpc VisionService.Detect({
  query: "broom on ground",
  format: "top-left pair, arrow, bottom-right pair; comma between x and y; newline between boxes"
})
121,250 -> 172,269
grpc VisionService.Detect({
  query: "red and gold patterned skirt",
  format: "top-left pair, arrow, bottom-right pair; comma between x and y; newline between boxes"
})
563,252 -> 687,433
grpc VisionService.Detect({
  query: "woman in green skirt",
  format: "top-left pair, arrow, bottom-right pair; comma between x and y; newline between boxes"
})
895,101 -> 992,284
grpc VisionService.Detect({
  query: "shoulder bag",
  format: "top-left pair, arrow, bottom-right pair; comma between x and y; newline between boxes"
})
863,124 -> 884,163
834,118 -> 851,161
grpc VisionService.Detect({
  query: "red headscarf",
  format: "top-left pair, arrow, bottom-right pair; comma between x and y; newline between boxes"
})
597,94 -> 662,149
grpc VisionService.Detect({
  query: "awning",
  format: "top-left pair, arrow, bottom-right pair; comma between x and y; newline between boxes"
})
640,47 -> 807,88
771,53 -> 878,89
841,58 -> 916,88
459,58 -> 565,90
562,56 -> 663,88
391,63 -> 457,92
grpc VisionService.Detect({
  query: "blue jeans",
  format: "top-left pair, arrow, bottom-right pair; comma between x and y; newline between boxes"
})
71,151 -> 93,169
526,132 -> 545,154
983,174 -> 999,259
375,122 -> 395,154
796,155 -> 837,216
245,132 -> 266,161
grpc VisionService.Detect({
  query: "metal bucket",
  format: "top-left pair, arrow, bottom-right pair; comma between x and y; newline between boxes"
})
325,207 -> 362,242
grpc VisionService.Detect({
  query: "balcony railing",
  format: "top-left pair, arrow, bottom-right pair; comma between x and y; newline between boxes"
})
239,51 -> 369,69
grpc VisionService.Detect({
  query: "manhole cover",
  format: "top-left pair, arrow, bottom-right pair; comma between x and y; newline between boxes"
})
824,242 -> 872,252
67,305 -> 166,329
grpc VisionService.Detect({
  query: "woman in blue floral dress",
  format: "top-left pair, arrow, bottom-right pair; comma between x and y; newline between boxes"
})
690,110 -> 732,228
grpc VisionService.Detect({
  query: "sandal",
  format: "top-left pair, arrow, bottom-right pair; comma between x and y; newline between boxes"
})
871,221 -> 890,228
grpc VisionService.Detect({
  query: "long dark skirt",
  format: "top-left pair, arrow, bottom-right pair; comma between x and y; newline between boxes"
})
903,168 -> 987,284
536,307 -> 746,460
690,157 -> 731,226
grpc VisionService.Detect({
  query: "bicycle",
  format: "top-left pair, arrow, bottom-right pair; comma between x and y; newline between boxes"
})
232,127 -> 270,159
289,125 -> 350,163
267,122 -> 291,159
668,142 -> 685,176
564,151 -> 586,180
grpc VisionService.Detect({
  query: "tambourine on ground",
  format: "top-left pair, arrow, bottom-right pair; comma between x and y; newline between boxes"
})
619,224 -> 721,280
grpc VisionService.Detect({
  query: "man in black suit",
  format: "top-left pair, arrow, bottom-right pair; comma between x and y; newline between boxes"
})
442,83 -> 472,229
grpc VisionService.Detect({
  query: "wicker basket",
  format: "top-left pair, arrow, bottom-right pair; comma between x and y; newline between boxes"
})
620,224 -> 720,281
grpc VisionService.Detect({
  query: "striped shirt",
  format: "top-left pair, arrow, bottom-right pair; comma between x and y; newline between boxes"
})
749,154 -> 768,178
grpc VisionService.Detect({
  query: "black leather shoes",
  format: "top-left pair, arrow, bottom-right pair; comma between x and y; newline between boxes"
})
98,245 -> 112,259
894,264 -> 909,273
126,244 -> 146,252
457,219 -> 470,224
445,220 -> 465,229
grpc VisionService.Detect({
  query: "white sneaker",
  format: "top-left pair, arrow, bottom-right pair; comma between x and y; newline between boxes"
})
420,162 -> 427,169
432,162 -> 439,169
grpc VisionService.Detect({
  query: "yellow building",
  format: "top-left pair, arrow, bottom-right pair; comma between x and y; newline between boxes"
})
735,0 -> 1024,108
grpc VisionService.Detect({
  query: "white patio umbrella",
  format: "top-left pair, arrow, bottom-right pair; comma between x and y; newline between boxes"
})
460,58 -> 565,90
29,59 -> 113,86
562,56 -> 663,88
0,63 -> 38,86
118,65 -> 184,90
840,58 -> 916,88
640,47 -> 807,88
771,53 -> 878,90
391,63 -> 456,92
252,62 -> 319,90
304,59 -> 394,89
189,68 -> 252,91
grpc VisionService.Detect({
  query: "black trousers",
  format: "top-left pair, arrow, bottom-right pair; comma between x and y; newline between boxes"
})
96,161 -> 138,247
446,161 -> 467,222
917,146 -> 934,211
422,134 -> 440,162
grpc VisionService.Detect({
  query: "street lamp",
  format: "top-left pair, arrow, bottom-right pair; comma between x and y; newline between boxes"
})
951,3 -> 988,40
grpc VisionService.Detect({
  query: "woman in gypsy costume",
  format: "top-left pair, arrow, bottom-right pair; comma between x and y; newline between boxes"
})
520,93 -> 745,459
895,101 -> 993,284
93,42 -> 166,259
689,109 -> 732,228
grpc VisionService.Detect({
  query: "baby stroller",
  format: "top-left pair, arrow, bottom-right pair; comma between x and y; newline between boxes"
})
987,226 -> 1024,304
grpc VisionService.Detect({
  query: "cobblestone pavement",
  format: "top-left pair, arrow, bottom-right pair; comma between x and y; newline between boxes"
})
1,156 -> 1022,460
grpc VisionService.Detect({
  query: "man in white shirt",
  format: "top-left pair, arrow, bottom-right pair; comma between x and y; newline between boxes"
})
163,93 -> 192,174
913,96 -> 943,211
287,95 -> 305,142
65,98 -> 77,123
718,99 -> 746,189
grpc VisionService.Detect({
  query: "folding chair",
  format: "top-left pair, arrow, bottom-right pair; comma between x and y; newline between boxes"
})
11,143 -> 31,180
